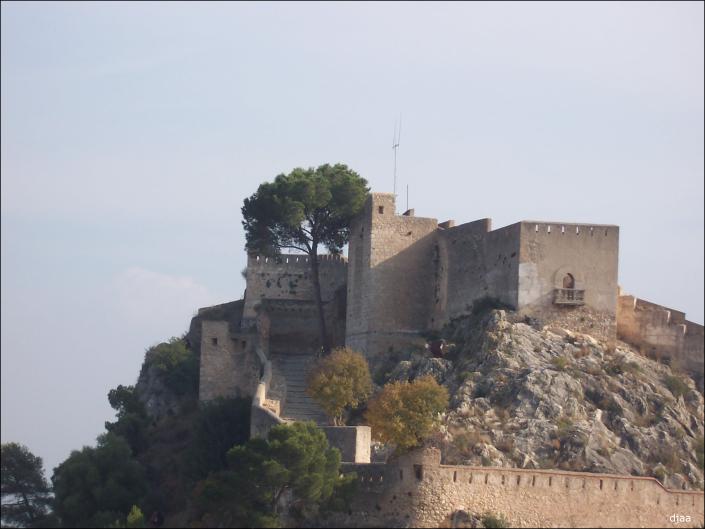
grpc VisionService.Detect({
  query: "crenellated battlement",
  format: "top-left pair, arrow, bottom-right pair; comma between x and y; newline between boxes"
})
247,253 -> 348,267
336,448 -> 704,528
522,221 -> 619,237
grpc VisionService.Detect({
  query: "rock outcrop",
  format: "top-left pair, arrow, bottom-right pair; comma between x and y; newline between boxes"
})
385,310 -> 704,491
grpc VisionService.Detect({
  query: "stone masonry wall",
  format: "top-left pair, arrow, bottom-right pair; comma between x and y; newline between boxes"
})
321,426 -> 371,463
198,320 -> 260,401
517,221 -> 619,339
518,221 -> 619,313
242,253 -> 347,324
330,449 -> 704,528
433,219 -> 521,329
618,294 -> 704,388
346,193 -> 438,359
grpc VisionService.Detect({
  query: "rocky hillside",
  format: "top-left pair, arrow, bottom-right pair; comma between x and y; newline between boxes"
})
384,309 -> 704,491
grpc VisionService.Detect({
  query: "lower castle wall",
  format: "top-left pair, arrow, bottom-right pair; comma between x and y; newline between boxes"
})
331,449 -> 704,528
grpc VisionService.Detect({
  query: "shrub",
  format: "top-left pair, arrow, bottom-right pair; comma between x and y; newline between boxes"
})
556,417 -> 573,433
663,375 -> 690,399
651,446 -> 683,475
481,512 -> 509,528
365,376 -> 449,451
307,347 -> 373,425
126,505 -> 145,528
144,337 -> 199,396
652,466 -> 666,483
605,357 -> 642,376
551,356 -> 568,371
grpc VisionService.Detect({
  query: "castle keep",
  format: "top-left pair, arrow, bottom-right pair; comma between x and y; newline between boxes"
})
346,193 -> 620,358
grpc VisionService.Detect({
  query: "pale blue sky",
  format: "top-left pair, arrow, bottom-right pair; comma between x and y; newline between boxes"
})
2,1 -> 703,476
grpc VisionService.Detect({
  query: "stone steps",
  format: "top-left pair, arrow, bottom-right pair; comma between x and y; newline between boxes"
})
270,353 -> 328,424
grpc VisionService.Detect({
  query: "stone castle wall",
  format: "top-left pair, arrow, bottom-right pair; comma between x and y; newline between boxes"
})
332,449 -> 704,528
432,219 -> 521,329
198,320 -> 260,401
618,294 -> 704,388
347,194 -> 621,354
242,253 -> 347,324
518,221 -> 619,310
346,193 -> 439,358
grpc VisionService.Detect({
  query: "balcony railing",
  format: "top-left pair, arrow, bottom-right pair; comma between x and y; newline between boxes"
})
554,288 -> 585,305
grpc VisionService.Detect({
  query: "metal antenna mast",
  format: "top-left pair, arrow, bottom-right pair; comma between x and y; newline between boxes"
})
392,115 -> 401,197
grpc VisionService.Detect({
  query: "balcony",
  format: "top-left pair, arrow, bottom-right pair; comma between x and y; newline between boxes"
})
554,288 -> 585,306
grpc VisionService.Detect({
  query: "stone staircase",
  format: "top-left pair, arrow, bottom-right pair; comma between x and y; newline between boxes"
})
269,353 -> 329,424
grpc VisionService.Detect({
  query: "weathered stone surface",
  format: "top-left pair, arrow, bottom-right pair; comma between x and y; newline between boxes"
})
432,310 -> 704,490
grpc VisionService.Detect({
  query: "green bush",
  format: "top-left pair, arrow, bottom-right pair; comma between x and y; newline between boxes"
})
663,375 -> 690,399
606,358 -> 642,376
551,356 -> 568,371
652,466 -> 666,483
144,337 -> 199,396
481,512 -> 509,528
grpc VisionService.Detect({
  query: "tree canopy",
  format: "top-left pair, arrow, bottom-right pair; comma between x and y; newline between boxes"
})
104,385 -> 150,456
194,422 -> 342,527
241,164 -> 368,257
241,164 -> 368,351
51,433 -> 147,528
306,347 -> 373,425
365,375 -> 449,451
1,443 -> 52,528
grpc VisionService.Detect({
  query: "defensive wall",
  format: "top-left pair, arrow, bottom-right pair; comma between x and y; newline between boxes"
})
516,220 -> 620,340
242,253 -> 347,325
618,294 -> 704,389
432,218 -> 520,329
330,448 -> 704,528
346,193 -> 621,357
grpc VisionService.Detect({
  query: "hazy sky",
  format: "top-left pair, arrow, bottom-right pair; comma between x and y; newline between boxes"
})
2,1 -> 703,477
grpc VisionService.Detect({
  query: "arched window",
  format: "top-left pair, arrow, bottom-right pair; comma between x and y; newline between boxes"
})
562,273 -> 575,289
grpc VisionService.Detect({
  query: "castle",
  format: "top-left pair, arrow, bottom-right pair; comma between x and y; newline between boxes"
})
197,192 -> 702,400
191,191 -> 704,527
